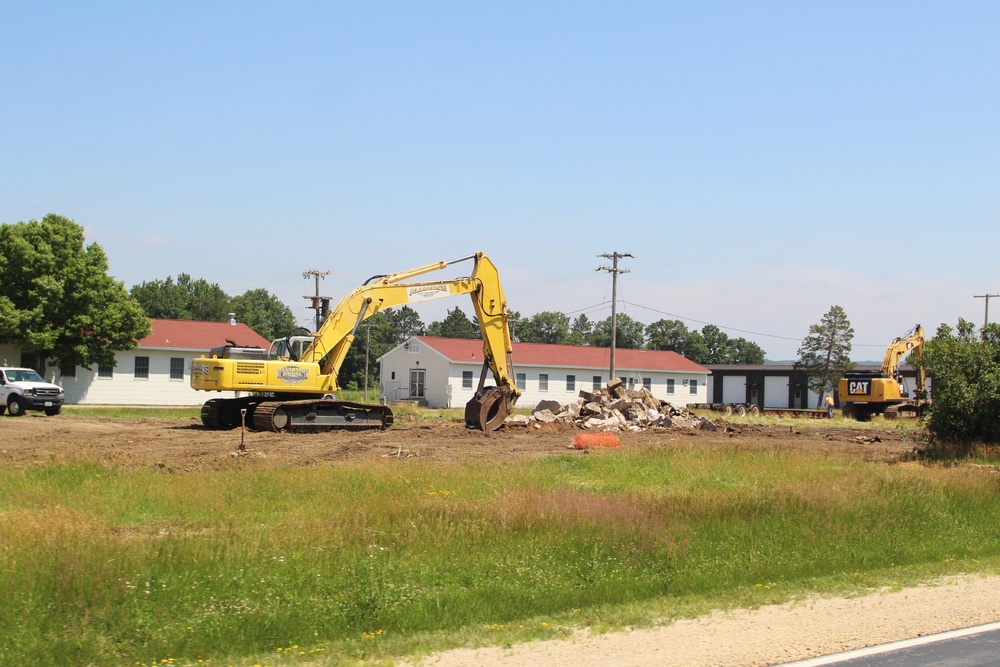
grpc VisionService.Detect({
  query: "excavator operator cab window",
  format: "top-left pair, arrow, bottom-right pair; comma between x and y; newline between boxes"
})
269,339 -> 290,360
269,336 -> 315,361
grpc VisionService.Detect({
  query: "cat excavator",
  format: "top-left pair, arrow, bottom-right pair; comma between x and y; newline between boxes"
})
191,252 -> 520,433
838,324 -> 927,421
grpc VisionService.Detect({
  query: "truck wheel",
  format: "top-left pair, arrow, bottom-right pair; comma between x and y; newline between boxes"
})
7,396 -> 26,416
45,406 -> 62,416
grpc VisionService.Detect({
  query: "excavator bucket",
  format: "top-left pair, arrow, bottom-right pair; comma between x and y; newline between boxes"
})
464,386 -> 513,432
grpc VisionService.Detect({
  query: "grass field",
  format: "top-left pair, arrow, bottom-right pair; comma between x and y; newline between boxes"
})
2,414 -> 998,667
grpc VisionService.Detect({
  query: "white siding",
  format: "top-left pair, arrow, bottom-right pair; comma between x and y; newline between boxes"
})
378,339 -> 710,409
0,345 -> 24,370
61,349 -> 234,406
3,344 -> 217,406
378,340 -> 454,406
419,350 -> 454,408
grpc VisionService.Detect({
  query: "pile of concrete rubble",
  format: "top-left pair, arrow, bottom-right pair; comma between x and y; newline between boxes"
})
506,378 -> 717,432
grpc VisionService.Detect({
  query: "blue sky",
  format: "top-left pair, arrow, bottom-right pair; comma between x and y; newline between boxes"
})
3,2 -> 998,360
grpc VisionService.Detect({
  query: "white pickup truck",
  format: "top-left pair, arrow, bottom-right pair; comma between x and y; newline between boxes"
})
0,367 -> 65,416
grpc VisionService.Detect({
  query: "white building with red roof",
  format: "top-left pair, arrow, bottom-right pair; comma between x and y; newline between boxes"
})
378,336 -> 710,410
51,318 -> 271,405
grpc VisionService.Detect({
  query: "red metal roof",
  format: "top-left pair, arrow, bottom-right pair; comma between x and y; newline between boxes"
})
416,336 -> 709,373
139,319 -> 271,351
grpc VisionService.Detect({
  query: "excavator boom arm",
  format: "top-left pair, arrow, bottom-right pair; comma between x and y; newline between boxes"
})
300,252 -> 520,427
881,324 -> 924,379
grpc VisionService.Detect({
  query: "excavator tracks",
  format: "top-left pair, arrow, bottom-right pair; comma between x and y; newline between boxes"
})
201,397 -> 392,432
251,399 -> 393,433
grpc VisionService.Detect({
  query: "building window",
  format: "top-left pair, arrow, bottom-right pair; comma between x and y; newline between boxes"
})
20,351 -> 39,371
134,356 -> 150,379
170,357 -> 185,380
539,374 -> 548,391
592,375 -> 602,390
689,379 -> 698,395
642,377 -> 651,391
566,374 -> 575,392
462,370 -> 473,389
407,342 -> 420,353
98,364 -> 114,378
667,379 -> 675,394
516,373 -> 526,391
60,363 -> 76,378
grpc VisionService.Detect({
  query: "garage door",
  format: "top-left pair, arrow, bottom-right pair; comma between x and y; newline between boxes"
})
722,375 -> 746,404
764,376 -> 789,408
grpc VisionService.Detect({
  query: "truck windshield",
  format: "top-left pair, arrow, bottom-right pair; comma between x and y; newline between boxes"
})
8,369 -> 44,382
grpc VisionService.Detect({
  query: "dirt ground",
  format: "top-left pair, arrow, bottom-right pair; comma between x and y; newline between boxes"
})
4,413 -> 997,667
0,411 -> 919,470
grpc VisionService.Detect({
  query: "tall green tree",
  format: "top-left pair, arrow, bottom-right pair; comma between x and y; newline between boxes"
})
229,289 -> 296,342
646,319 -> 691,351
565,314 -> 593,346
130,273 -> 230,322
127,275 -> 187,318
518,311 -> 570,344
919,319 -> 1000,449
731,338 -> 766,364
796,305 -> 854,407
427,307 -> 479,339
700,325 -> 733,364
645,318 -> 714,361
590,314 -> 645,349
382,305 -> 425,345
0,214 -> 150,369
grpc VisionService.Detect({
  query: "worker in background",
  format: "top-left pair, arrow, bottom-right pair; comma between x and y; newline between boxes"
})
825,394 -> 835,418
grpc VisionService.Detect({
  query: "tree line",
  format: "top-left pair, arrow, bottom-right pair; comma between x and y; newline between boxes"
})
428,307 -> 767,363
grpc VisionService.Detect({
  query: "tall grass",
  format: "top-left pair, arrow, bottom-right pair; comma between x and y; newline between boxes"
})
1,445 -> 999,666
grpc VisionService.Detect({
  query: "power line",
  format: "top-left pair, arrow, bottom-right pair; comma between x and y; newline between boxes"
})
562,301 -> 612,316
620,300 -> 802,342
619,300 -> 891,349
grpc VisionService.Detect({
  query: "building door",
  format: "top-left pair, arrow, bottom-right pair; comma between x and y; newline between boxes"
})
764,376 -> 790,408
409,369 -> 425,399
722,375 -> 747,404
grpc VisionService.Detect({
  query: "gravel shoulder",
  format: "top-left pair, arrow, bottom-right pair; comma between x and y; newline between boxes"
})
404,574 -> 1000,667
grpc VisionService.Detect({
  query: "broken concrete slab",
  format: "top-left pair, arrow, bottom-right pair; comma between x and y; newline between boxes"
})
507,379 -> 715,433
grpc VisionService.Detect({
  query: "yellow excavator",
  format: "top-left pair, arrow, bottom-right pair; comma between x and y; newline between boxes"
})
191,252 -> 520,432
838,324 -> 927,421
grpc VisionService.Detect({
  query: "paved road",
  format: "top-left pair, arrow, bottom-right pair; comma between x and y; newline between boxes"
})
776,622 -> 1000,667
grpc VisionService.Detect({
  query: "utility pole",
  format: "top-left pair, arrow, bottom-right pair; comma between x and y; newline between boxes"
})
303,269 -> 331,331
597,252 -> 633,383
974,293 -> 999,329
